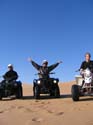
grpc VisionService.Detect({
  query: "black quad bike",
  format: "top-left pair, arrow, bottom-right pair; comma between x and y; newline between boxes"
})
0,77 -> 23,100
33,73 -> 60,99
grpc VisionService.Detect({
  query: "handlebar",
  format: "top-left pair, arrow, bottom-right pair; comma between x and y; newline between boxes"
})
75,68 -> 91,73
35,72 -> 55,75
75,69 -> 80,72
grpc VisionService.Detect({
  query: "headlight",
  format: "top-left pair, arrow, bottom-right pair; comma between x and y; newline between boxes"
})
53,80 -> 57,84
37,80 -> 41,84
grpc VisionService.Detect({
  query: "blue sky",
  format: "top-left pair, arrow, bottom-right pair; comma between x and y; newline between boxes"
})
0,0 -> 93,83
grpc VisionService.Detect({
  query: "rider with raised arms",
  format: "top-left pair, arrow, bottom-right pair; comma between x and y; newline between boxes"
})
28,58 -> 62,79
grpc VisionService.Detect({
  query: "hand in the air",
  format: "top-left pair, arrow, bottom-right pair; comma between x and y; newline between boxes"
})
58,61 -> 63,64
28,57 -> 32,62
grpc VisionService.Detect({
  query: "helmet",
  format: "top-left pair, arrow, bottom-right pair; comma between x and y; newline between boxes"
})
8,64 -> 13,68
42,60 -> 48,65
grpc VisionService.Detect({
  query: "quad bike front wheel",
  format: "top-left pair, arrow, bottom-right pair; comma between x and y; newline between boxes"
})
71,85 -> 80,101
33,86 -> 40,99
51,85 -> 60,98
55,86 -> 60,98
16,85 -> 23,99
0,89 -> 3,100
0,93 -> 2,100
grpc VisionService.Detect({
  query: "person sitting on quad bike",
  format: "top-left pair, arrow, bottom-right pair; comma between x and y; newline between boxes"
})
28,58 -> 62,79
28,58 -> 62,99
80,52 -> 93,92
3,64 -> 18,82
0,64 -> 23,99
80,52 -> 93,73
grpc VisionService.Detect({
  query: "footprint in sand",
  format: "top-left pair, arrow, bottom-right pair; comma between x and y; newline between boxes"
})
16,106 -> 27,112
26,118 -> 43,125
0,107 -> 15,113
47,110 -> 55,114
17,106 -> 25,109
32,117 -> 44,122
25,108 -> 33,113
46,109 -> 64,116
10,105 -> 16,109
0,108 -> 12,114
0,110 -> 4,114
56,112 -> 64,116
17,106 -> 33,113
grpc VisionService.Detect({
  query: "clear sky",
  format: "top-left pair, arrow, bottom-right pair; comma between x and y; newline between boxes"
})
0,0 -> 93,83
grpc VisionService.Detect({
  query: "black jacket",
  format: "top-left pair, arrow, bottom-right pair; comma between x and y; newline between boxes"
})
31,60 -> 59,78
80,60 -> 93,73
3,70 -> 18,81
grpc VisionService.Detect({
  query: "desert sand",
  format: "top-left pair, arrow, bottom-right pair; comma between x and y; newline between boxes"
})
0,82 -> 93,125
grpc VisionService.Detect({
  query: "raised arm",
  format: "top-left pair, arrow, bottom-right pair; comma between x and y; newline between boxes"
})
48,61 -> 62,72
28,58 -> 41,71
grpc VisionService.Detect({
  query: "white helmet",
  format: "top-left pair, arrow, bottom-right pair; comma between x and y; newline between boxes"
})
8,64 -> 13,68
42,60 -> 48,65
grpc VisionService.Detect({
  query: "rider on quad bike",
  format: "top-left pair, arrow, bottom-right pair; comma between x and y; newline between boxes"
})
80,52 -> 93,73
28,58 -> 62,99
3,64 -> 18,82
28,58 -> 62,79
71,52 -> 93,101
80,52 -> 93,93
0,64 -> 23,99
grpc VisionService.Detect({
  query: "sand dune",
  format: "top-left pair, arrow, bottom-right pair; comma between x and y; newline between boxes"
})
0,82 -> 93,125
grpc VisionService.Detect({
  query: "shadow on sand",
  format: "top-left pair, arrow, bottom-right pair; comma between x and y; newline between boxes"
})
1,94 -> 93,102
22,94 -> 72,100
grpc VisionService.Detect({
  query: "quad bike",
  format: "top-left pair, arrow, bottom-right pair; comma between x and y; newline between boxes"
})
71,68 -> 93,101
33,73 -> 60,99
0,77 -> 23,100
